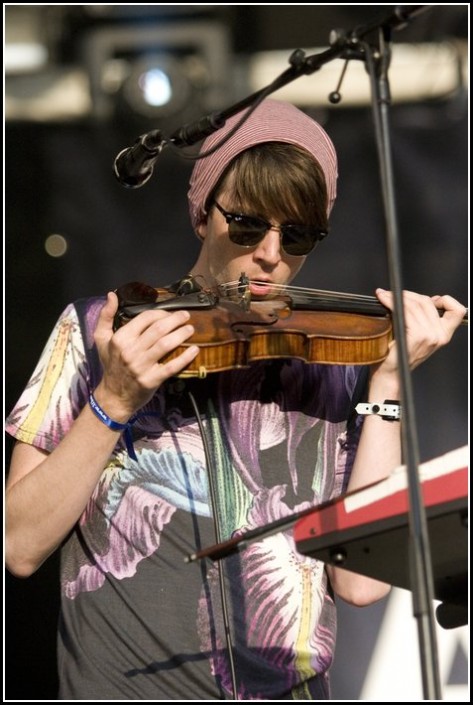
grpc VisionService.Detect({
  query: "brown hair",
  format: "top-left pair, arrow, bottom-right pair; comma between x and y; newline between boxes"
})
207,142 -> 329,229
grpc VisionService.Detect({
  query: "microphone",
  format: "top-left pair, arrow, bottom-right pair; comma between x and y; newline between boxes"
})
114,129 -> 165,188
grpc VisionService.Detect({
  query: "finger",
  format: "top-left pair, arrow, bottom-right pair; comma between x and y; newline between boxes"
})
126,342 -> 200,391
397,291 -> 465,337
115,308 -> 191,340
129,320 -> 197,368
375,288 -> 395,312
401,291 -> 441,326
375,288 -> 430,308
430,294 -> 467,334
116,310 -> 195,358
153,345 -> 200,382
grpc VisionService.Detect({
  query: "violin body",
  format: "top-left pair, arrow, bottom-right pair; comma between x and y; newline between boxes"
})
170,303 -> 392,377
114,283 -> 393,378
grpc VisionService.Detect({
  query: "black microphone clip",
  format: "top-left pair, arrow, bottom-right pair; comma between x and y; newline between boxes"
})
114,129 -> 165,188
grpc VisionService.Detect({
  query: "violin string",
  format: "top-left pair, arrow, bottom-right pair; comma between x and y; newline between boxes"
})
219,280 -> 379,303
220,280 -> 376,299
215,280 -> 467,325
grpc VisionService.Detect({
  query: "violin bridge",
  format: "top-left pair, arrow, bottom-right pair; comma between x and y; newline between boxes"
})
237,273 -> 251,311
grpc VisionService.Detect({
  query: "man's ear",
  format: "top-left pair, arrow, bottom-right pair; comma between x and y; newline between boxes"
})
196,220 -> 207,241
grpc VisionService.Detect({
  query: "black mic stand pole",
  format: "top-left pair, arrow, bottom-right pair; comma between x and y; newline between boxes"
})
355,22 -> 442,700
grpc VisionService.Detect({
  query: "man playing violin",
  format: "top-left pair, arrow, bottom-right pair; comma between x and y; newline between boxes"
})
5,99 -> 465,700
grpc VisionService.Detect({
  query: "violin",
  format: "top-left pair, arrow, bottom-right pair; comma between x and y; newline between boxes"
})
113,275 -> 467,379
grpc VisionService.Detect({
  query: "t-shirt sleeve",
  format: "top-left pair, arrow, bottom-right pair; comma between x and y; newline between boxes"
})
5,303 -> 90,453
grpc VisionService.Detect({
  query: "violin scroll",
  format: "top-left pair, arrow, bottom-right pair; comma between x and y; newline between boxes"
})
113,280 -> 218,332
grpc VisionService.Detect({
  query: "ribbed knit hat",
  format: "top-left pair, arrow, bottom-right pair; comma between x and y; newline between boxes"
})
187,98 -> 338,233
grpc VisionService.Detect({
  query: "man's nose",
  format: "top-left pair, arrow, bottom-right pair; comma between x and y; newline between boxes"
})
253,227 -> 283,264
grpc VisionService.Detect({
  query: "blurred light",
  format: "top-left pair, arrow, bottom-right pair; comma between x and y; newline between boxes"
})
5,43 -> 48,73
5,5 -> 50,75
5,68 -> 91,122
121,55 -> 192,119
44,234 -> 68,258
140,69 -> 172,107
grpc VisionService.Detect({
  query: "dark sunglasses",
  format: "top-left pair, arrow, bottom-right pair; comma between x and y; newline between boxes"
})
213,201 -> 328,257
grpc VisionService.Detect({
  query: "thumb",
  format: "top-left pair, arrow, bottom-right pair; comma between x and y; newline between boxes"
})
95,292 -> 119,345
375,288 -> 394,310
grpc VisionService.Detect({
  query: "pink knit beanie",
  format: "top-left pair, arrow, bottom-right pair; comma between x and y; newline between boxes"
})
187,98 -> 338,233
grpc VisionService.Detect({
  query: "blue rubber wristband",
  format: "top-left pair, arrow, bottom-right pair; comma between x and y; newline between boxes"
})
89,393 -> 129,431
88,393 -> 138,460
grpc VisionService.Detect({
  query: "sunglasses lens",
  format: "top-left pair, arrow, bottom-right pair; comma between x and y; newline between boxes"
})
281,226 -> 328,256
228,215 -> 267,247
115,281 -> 157,305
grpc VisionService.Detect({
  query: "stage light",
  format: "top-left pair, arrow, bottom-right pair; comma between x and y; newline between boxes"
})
141,69 -> 172,107
120,55 -> 192,120
81,22 -> 231,123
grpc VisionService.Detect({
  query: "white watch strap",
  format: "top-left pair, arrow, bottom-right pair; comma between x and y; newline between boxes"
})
355,401 -> 401,421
